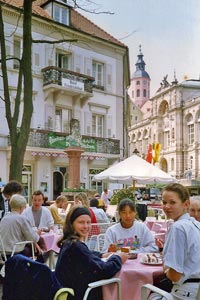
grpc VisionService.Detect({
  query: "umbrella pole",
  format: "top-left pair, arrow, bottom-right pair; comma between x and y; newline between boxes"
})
132,180 -> 136,193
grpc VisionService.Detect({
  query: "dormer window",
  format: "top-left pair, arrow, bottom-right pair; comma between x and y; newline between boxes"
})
53,3 -> 69,25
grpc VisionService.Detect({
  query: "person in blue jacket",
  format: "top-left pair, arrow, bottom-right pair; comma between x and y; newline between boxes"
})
55,206 -> 128,300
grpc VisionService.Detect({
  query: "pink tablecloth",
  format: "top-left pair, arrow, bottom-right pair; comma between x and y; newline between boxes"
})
103,253 -> 163,300
40,231 -> 61,253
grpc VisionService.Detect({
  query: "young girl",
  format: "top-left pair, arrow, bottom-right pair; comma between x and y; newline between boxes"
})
103,198 -> 158,253
55,206 -> 128,300
150,183 -> 200,300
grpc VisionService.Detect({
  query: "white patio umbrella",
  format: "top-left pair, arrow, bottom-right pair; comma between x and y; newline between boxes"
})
93,154 -> 176,185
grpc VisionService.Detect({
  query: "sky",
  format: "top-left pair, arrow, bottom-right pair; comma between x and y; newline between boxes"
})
78,0 -> 200,96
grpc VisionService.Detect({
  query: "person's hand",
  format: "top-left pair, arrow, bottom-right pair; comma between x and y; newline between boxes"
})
155,238 -> 164,250
115,252 -> 129,264
37,228 -> 42,236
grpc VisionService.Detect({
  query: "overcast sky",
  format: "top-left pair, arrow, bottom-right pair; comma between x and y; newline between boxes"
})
79,0 -> 200,96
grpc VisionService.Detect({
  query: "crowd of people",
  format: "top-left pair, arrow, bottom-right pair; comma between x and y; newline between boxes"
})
0,181 -> 200,300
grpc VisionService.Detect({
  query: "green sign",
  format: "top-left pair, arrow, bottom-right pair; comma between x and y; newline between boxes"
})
48,133 -> 97,152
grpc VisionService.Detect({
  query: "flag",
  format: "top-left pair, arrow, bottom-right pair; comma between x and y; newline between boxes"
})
146,144 -> 153,163
153,143 -> 162,163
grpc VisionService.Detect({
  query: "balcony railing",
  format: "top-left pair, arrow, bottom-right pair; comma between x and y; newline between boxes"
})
41,66 -> 95,94
27,129 -> 120,155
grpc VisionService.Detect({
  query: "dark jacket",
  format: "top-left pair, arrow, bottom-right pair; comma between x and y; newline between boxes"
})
3,254 -> 61,300
55,240 -> 122,300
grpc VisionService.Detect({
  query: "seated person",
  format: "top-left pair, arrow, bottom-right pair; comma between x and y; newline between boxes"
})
55,206 -> 128,300
0,194 -> 41,257
90,198 -> 110,223
23,190 -> 54,262
74,192 -> 99,236
189,195 -> 200,221
23,190 -> 54,230
94,193 -> 106,211
103,198 -> 158,253
49,195 -> 68,225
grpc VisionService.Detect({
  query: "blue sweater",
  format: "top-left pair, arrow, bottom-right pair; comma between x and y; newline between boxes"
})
55,240 -> 122,300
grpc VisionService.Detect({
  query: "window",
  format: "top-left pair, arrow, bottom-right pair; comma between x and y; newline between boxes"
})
56,52 -> 71,69
92,114 -> 104,137
92,61 -> 104,87
136,81 -> 140,85
132,91 -> 134,98
188,124 -> 194,144
13,38 -> 21,69
171,128 -> 175,139
164,131 -> 170,148
55,108 -> 72,133
53,4 -> 69,25
171,158 -> 174,171
143,89 -> 146,97
136,89 -> 140,97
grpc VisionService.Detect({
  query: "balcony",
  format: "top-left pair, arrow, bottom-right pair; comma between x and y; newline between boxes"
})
41,66 -> 95,95
27,129 -> 120,155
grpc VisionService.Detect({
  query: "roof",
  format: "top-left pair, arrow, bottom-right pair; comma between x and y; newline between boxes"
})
2,0 -> 126,48
132,70 -> 150,79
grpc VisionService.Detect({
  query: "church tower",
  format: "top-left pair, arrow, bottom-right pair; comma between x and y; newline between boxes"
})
129,45 -> 150,108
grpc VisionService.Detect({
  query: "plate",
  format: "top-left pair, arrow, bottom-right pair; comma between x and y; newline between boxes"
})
140,260 -> 163,265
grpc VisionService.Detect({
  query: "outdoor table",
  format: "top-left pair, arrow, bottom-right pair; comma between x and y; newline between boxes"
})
145,220 -> 167,230
102,253 -> 163,300
39,230 -> 62,269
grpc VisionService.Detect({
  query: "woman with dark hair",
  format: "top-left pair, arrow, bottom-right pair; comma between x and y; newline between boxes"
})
150,183 -> 200,300
55,206 -> 128,300
103,198 -> 158,253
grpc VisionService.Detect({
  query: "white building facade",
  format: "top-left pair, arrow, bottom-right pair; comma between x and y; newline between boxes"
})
0,1 -> 130,200
129,77 -> 200,183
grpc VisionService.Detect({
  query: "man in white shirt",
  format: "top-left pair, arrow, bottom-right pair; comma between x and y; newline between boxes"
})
90,198 -> 110,223
101,188 -> 112,207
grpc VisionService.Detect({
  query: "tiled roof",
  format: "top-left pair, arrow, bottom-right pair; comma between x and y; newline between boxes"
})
2,0 -> 125,47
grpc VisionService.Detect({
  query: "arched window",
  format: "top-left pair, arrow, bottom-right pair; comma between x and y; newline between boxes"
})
143,89 -> 146,97
137,89 -> 140,97
136,80 -> 140,85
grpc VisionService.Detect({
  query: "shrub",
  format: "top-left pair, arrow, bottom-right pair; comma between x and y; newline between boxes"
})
110,187 -> 136,205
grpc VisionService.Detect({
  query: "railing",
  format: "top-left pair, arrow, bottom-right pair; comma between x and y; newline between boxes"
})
41,66 -> 95,93
26,129 -> 120,155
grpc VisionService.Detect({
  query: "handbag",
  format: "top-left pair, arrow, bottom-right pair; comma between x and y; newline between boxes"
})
153,273 -> 173,293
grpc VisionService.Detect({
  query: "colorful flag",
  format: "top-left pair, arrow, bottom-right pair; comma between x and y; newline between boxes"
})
153,143 -> 162,163
146,144 -> 153,163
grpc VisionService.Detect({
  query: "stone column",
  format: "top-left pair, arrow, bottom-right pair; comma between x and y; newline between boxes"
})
64,146 -> 84,189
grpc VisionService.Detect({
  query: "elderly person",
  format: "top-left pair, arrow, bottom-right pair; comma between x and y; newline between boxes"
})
103,198 -> 158,253
0,194 -> 40,256
49,195 -> 68,225
189,195 -> 200,221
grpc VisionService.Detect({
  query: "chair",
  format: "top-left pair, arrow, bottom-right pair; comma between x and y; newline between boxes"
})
151,223 -> 162,234
96,233 -> 105,252
141,283 -> 200,300
54,278 -> 121,300
141,284 -> 174,300
3,254 -> 121,300
11,241 -> 35,258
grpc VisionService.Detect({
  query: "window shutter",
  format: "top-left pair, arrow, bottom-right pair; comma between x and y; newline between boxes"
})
84,112 -> 92,135
84,58 -> 92,76
107,115 -> 112,138
106,64 -> 112,92
74,54 -> 82,73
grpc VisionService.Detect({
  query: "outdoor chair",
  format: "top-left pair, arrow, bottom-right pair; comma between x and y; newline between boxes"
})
2,254 -> 121,300
141,283 -> 200,300
96,233 -> 105,252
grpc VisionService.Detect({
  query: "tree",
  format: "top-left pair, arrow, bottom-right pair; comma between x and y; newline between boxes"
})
0,0 -> 113,182
0,0 -> 33,181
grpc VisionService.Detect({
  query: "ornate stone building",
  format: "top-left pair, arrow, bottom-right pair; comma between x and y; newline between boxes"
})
129,50 -> 200,183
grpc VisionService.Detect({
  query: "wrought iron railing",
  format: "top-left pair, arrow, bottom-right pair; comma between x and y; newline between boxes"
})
41,66 -> 95,93
26,129 -> 120,155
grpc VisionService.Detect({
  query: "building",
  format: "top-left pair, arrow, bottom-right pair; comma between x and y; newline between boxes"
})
129,64 -> 200,184
0,0 -> 130,200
